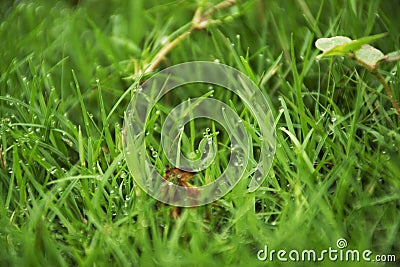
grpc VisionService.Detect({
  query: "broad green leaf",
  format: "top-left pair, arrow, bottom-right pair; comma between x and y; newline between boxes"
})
354,44 -> 385,69
337,33 -> 387,53
316,33 -> 388,59
315,36 -> 351,53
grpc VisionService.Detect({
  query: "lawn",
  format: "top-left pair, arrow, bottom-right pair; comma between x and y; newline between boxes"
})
0,0 -> 399,266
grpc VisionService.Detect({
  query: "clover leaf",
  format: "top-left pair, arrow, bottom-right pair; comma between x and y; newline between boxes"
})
315,33 -> 400,116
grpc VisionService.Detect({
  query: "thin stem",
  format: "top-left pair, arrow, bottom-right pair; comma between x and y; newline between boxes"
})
0,146 -> 5,169
142,0 -> 236,75
372,69 -> 400,116
144,31 -> 191,74
203,0 -> 236,19
352,53 -> 400,117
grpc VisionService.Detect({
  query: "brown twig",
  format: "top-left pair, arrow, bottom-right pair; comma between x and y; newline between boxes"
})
142,0 -> 236,75
0,145 -> 5,169
160,167 -> 199,219
202,0 -> 236,21
144,31 -> 191,75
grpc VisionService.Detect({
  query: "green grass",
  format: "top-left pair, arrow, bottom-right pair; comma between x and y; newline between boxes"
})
1,0 -> 399,266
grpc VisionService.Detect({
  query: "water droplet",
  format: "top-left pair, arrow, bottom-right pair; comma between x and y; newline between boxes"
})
160,36 -> 168,45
